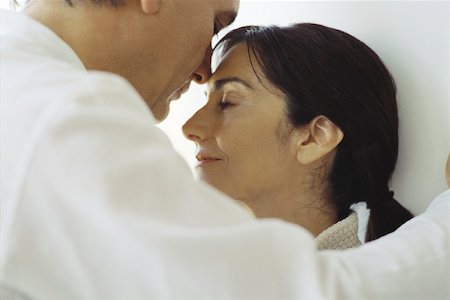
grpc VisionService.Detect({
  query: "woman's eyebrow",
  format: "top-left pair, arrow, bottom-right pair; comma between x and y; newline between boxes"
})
211,77 -> 254,92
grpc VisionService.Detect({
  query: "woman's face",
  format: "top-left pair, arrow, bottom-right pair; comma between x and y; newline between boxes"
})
182,43 -> 301,205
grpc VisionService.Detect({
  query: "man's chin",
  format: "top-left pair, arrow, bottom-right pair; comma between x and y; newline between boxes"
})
153,108 -> 169,123
153,81 -> 191,121
148,99 -> 170,122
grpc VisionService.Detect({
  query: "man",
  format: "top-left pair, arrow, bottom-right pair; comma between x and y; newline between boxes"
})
0,0 -> 448,299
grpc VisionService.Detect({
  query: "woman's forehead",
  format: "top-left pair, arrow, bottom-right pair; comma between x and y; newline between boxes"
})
210,45 -> 263,90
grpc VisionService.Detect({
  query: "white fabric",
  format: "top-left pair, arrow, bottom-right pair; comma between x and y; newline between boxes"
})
350,201 -> 370,243
320,192 -> 450,300
0,10 -> 449,300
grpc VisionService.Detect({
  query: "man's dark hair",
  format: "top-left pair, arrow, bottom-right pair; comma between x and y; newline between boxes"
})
216,23 -> 414,242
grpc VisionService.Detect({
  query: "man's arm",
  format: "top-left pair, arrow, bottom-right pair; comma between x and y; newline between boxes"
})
319,190 -> 450,300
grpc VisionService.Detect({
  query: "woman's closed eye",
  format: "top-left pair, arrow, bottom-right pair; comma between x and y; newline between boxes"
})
219,99 -> 236,110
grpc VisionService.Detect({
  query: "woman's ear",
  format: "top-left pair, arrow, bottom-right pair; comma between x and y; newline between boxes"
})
141,0 -> 161,14
295,116 -> 344,165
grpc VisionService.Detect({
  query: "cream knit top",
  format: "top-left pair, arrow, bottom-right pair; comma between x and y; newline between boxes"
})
315,212 -> 361,250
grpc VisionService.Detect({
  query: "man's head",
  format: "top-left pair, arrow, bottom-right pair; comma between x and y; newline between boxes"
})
26,0 -> 239,120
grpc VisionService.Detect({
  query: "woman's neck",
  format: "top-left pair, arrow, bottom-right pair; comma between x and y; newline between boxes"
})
241,185 -> 337,237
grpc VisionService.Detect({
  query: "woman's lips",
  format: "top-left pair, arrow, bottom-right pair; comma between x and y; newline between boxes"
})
195,153 -> 221,166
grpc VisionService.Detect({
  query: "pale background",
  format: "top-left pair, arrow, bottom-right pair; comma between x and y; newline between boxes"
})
158,0 -> 450,215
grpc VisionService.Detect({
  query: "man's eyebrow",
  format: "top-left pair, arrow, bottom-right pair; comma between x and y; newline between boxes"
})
211,77 -> 254,92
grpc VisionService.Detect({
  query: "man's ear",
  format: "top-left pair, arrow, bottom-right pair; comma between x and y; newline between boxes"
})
295,116 -> 344,165
141,0 -> 161,14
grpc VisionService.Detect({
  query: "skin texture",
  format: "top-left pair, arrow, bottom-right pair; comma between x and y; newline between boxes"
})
24,0 -> 239,121
183,43 -> 343,236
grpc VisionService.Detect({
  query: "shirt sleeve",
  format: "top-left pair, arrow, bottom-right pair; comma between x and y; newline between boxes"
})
318,190 -> 450,300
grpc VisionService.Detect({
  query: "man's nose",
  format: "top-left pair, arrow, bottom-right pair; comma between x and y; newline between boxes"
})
192,45 -> 212,84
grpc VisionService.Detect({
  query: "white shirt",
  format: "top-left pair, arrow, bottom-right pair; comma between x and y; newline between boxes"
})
1,10 -> 449,300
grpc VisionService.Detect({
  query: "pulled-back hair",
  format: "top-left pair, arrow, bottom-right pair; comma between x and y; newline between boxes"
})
215,24 -> 413,242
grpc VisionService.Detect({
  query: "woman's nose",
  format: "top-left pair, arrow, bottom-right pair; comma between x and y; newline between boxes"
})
182,108 -> 211,142
192,45 -> 212,84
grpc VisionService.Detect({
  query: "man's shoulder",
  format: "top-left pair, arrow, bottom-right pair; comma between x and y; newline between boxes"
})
58,71 -> 153,123
3,52 -> 148,117
55,69 -> 145,108
0,11 -> 147,114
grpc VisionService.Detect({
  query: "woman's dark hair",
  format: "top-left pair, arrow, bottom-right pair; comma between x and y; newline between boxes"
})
215,24 -> 413,242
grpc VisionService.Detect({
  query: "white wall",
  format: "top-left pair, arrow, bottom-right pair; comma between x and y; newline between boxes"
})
159,0 -> 450,214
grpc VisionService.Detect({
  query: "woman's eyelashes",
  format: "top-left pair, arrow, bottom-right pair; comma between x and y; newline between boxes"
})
218,99 -> 235,110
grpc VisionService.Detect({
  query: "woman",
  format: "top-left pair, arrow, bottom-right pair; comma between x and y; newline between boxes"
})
182,23 -> 413,249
